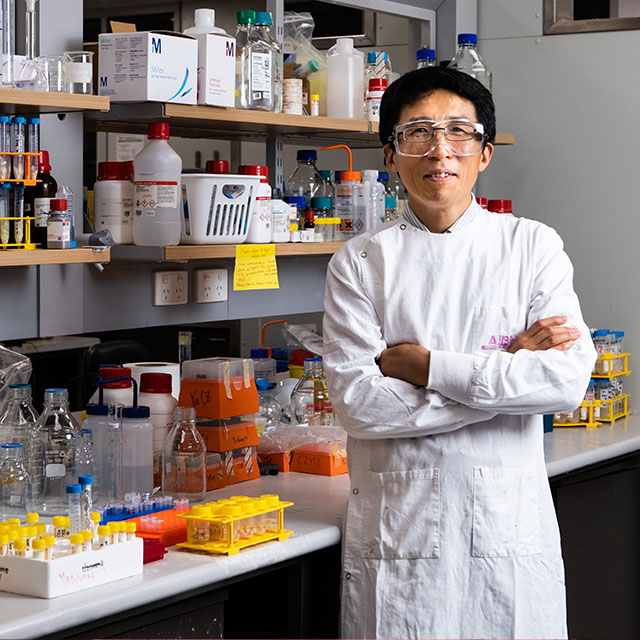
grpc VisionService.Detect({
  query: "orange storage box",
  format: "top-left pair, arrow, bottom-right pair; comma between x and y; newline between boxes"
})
258,451 -> 292,473
290,441 -> 348,476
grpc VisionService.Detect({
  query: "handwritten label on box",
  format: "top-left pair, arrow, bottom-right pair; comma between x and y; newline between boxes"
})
233,245 -> 279,291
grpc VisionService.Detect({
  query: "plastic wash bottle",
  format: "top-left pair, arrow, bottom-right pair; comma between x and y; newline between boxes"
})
133,123 -> 182,246
320,144 -> 364,237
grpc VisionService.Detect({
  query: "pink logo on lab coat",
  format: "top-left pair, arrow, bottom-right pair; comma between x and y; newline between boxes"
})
481,334 -> 516,350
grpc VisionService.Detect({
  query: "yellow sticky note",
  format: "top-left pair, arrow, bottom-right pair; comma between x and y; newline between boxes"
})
233,244 -> 280,291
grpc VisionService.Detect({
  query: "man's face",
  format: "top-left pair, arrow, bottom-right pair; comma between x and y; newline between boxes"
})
384,89 -> 494,215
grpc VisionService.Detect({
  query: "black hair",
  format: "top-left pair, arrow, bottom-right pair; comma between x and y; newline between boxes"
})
379,67 -> 496,147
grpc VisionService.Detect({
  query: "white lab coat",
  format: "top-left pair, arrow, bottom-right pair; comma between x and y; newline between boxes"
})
322,202 -> 596,640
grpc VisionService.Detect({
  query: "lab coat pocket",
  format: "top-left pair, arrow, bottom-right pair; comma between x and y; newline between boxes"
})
361,468 -> 440,559
471,305 -> 526,353
471,467 -> 541,558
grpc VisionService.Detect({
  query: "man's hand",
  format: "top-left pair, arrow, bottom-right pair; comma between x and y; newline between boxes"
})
378,344 -> 430,387
507,315 -> 581,354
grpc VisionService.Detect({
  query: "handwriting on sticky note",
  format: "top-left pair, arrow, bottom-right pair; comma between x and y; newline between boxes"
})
234,244 -> 280,290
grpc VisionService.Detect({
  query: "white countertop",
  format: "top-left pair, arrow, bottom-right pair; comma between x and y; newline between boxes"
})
3,419 -> 640,638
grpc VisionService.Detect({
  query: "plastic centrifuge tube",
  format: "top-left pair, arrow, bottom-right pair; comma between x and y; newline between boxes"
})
0,116 -> 10,179
78,475 -> 93,531
11,116 -> 25,180
31,537 -> 45,559
66,484 -> 82,534
81,529 -> 93,552
26,117 -> 39,181
69,533 -> 83,554
0,534 -> 8,556
97,524 -> 110,548
13,183 -> 24,244
0,183 -> 10,245
44,534 -> 55,559
126,521 -> 136,541
13,538 -> 29,557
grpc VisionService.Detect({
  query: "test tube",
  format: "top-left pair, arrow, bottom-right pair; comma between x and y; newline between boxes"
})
26,117 -> 39,181
97,524 -> 110,548
0,534 -> 8,556
78,475 -> 93,531
126,521 -> 136,541
11,116 -> 25,180
0,183 -> 10,245
44,534 -> 55,560
90,512 -> 100,536
81,529 -> 93,552
69,533 -> 83,554
13,538 -> 29,557
0,116 -> 10,180
13,183 -> 23,244
52,516 -> 65,538
32,538 -> 46,560
66,484 -> 82,534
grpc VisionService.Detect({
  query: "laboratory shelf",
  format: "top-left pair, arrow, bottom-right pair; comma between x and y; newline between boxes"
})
85,103 -> 515,147
109,242 -> 344,263
0,88 -> 109,115
0,247 -> 110,267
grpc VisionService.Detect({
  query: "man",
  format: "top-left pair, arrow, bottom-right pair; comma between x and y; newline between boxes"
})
322,67 -> 596,639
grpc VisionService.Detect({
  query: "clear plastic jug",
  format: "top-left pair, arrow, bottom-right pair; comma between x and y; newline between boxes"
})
447,33 -> 492,92
326,38 -> 364,119
0,443 -> 30,520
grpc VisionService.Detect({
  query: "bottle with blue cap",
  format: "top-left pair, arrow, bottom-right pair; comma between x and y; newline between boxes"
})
416,48 -> 437,69
285,149 -> 323,205
251,348 -> 276,383
447,33 -> 492,92
32,388 -> 82,516
255,378 -> 281,432
0,443 -> 30,520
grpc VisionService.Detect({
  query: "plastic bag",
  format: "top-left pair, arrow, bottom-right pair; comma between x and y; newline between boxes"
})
283,11 -> 327,115
0,344 -> 32,413
283,323 -> 323,355
258,425 -> 346,455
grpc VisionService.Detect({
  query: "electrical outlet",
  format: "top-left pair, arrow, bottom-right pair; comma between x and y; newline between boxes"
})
152,270 -> 188,306
195,268 -> 228,303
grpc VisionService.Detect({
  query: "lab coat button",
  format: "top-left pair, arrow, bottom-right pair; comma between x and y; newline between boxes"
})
352,488 -> 359,495
360,251 -> 367,258
345,572 -> 352,580
400,223 -> 407,230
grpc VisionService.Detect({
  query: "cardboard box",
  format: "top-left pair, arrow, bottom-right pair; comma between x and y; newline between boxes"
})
193,33 -> 236,107
98,30 -> 197,104
0,537 -> 143,598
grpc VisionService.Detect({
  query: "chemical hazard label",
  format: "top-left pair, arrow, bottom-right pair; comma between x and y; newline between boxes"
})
134,181 -> 178,213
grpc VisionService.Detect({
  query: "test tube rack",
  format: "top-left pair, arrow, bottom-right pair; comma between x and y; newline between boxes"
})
0,214 -> 38,250
597,393 -> 631,423
553,399 -> 602,429
176,496 -> 293,556
129,507 -> 188,547
0,151 -> 43,186
591,353 -> 631,379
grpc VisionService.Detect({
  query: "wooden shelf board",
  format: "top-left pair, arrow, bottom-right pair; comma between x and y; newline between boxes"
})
0,247 -> 110,267
162,242 -> 344,261
0,89 -> 109,115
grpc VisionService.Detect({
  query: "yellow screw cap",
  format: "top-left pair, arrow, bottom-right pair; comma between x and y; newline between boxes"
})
91,512 -> 101,523
0,534 -> 8,545
32,538 -> 46,550
26,525 -> 37,537
7,518 -> 20,527
44,535 -> 55,546
52,516 -> 64,527
13,538 -> 27,550
126,522 -> 136,533
191,505 -> 212,518
97,525 -> 110,536
69,533 -> 83,545
26,512 -> 39,524
36,523 -> 47,536
81,529 -> 93,541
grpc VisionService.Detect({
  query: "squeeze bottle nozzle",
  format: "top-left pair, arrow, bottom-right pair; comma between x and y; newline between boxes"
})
320,144 -> 361,182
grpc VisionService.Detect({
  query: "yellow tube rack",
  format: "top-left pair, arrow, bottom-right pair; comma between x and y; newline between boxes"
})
176,494 -> 293,556
554,399 -> 602,429
592,353 -> 631,379
0,215 -> 38,249
597,393 -> 630,423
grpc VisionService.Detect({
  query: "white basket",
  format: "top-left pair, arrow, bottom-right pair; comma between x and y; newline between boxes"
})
181,173 -> 262,245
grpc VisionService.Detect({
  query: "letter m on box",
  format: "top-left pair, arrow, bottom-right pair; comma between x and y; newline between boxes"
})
225,41 -> 235,57
151,37 -> 162,54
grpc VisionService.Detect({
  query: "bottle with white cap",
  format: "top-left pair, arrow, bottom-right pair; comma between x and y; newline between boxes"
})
326,38 -> 364,119
183,8 -> 226,36
133,122 -> 182,246
361,170 -> 386,231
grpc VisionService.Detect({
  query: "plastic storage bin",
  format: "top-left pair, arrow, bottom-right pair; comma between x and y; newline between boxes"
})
181,173 -> 262,244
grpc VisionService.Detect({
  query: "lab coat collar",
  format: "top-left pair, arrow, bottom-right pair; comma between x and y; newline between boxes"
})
403,195 -> 481,234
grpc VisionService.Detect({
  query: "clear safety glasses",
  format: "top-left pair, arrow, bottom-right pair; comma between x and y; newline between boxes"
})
390,118 -> 487,157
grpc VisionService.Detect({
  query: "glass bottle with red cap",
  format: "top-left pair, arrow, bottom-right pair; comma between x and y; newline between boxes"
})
46,199 -> 73,249
26,149 -> 58,247
133,122 -> 182,247
488,199 -> 513,215
245,164 -> 272,243
94,161 -> 135,244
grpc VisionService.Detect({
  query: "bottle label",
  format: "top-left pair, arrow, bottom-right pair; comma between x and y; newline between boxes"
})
34,197 -> 52,228
135,181 -> 178,216
272,210 -> 288,234
250,52 -> 272,98
97,198 -> 133,226
45,463 -> 65,478
47,220 -> 71,243
336,185 -> 356,233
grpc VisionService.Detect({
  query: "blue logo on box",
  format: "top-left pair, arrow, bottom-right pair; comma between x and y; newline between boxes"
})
151,37 -> 162,54
168,67 -> 192,101
100,77 -> 108,87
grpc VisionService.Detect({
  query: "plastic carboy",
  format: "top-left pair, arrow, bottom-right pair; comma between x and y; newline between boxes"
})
234,10 -> 256,109
32,388 -> 82,516
290,358 -> 334,426
133,122 -> 182,246
162,406 -> 206,502
0,443 -> 30,520
326,38 -> 364,119
285,150 -> 323,205
447,33 -> 492,92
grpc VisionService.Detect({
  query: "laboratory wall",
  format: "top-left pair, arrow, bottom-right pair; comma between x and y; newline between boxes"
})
476,1 -> 640,400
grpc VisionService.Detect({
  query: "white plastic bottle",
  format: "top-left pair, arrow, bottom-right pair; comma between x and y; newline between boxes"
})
361,170 -> 385,232
94,161 -> 134,244
120,396 -> 153,497
326,38 -> 364,120
448,33 -> 492,92
365,78 -> 387,123
270,199 -> 291,243
133,123 -> 182,247
138,372 -> 177,489
245,165 -> 272,243
88,366 -> 134,407
183,8 -> 226,36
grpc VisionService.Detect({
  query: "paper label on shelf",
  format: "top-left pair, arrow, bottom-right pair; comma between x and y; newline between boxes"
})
233,244 -> 279,291
45,463 -> 66,478
135,181 -> 178,215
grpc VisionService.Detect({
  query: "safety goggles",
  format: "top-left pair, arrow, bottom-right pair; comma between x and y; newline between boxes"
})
390,118 -> 487,157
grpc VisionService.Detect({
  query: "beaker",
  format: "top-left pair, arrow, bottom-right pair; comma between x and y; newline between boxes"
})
38,56 -> 65,92
64,51 -> 93,94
